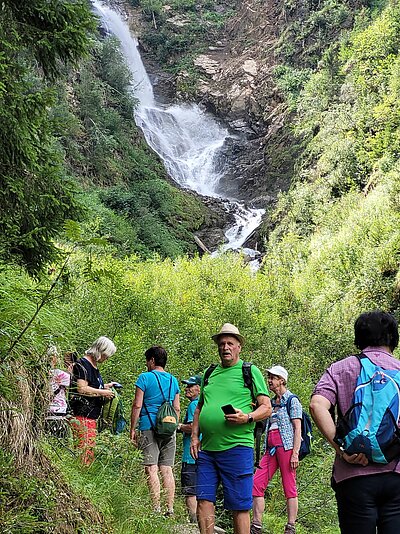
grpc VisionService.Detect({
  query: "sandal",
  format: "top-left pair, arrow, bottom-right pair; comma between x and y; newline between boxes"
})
284,523 -> 296,534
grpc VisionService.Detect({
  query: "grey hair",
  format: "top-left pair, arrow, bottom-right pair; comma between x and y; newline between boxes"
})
85,336 -> 116,362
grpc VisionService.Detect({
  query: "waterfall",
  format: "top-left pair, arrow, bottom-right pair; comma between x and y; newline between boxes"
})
91,0 -> 264,254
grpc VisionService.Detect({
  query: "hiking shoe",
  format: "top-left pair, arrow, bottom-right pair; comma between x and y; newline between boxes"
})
163,509 -> 174,518
188,512 -> 197,524
284,523 -> 296,534
250,523 -> 263,534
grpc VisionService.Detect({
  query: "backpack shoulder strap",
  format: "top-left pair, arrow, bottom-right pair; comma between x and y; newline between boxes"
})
142,402 -> 155,430
286,393 -> 304,419
151,371 -> 166,402
167,374 -> 173,402
203,364 -> 218,386
242,362 -> 256,403
285,394 -> 299,416
336,354 -> 364,419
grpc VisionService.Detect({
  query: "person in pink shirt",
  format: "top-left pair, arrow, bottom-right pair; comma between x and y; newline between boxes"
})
310,311 -> 400,534
46,346 -> 71,438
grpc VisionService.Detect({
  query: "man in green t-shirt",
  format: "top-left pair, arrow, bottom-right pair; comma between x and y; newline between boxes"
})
191,323 -> 271,534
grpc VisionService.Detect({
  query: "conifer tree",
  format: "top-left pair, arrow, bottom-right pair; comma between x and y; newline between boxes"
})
0,0 -> 96,274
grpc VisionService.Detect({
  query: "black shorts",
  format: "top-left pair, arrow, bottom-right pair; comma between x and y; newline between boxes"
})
181,462 -> 197,496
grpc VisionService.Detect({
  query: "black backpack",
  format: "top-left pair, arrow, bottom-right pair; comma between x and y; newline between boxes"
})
143,372 -> 179,439
203,361 -> 267,468
285,394 -> 313,460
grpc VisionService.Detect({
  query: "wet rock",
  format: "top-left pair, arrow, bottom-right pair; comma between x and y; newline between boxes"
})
191,193 -> 236,250
250,194 -> 275,209
214,136 -> 266,202
227,118 -> 249,131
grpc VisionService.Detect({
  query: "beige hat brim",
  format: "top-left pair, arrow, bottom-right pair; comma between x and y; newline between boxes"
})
212,332 -> 244,345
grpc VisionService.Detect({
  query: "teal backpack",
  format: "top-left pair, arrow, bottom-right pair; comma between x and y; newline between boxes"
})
98,387 -> 127,434
334,353 -> 400,464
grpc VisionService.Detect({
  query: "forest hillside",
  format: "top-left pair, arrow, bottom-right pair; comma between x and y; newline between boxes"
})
1,0 -> 400,533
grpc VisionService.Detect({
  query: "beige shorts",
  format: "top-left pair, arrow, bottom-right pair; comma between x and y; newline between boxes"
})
138,429 -> 176,466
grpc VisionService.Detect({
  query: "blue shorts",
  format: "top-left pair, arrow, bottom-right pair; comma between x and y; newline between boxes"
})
196,445 -> 254,510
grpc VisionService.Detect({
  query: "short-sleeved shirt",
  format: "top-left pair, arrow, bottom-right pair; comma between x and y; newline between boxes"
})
199,359 -> 269,451
70,358 -> 104,419
182,397 -> 199,464
136,370 -> 180,431
70,357 -> 105,420
312,346 -> 400,483
266,389 -> 302,451
49,369 -> 70,415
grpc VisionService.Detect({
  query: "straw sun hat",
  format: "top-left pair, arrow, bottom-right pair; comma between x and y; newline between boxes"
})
211,323 -> 245,345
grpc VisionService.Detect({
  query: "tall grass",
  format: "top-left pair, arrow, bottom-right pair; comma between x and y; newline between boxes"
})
44,431 -> 187,534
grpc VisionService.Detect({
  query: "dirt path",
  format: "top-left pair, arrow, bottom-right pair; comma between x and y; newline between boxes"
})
174,525 -> 226,534
174,525 -> 200,534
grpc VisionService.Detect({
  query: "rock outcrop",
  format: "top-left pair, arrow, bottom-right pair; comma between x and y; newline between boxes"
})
192,1 -> 284,122
184,0 -> 293,203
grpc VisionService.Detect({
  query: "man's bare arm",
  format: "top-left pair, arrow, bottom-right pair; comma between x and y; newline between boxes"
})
190,402 -> 203,459
224,394 -> 272,425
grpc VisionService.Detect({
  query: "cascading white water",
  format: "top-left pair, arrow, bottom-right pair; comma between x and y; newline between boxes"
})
91,0 -> 264,252
136,105 -> 229,195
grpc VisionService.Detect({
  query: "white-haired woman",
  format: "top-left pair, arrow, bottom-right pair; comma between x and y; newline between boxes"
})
70,336 -> 116,465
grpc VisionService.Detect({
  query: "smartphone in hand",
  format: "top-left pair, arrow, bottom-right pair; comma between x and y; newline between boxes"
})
221,404 -> 236,415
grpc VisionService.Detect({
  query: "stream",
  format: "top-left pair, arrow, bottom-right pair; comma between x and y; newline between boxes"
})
91,0 -> 264,257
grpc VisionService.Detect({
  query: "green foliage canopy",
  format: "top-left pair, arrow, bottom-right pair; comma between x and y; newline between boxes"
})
0,0 -> 95,274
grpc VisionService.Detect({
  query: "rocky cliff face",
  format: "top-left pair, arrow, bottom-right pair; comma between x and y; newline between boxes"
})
191,0 -> 283,124
187,0 -> 292,204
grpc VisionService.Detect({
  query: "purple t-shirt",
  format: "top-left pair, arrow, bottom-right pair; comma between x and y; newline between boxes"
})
312,347 -> 400,483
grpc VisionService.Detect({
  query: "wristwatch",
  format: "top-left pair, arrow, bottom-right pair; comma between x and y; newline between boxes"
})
247,414 -> 254,423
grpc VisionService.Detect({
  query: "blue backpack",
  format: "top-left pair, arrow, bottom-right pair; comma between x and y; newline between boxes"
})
334,354 -> 400,464
286,395 -> 313,460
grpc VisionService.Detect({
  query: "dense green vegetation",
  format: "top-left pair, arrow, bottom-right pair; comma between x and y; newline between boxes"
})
131,0 -> 235,95
0,0 -> 95,274
0,0 -> 213,276
2,0 -> 400,533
